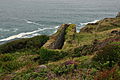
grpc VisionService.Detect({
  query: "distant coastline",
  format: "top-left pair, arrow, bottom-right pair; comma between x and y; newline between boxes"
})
0,19 -> 100,44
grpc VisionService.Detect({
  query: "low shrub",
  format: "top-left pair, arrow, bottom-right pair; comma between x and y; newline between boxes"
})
1,61 -> 24,72
0,35 -> 49,53
94,66 -> 120,80
36,48 -> 68,64
13,68 -> 48,80
53,64 -> 75,76
71,45 -> 96,57
0,54 -> 16,62
93,44 -> 120,69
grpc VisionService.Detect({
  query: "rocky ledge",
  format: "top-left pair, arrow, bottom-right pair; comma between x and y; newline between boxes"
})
43,24 -> 76,49
116,12 -> 120,18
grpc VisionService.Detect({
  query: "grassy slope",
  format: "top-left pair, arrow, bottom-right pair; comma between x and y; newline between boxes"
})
0,17 -> 120,80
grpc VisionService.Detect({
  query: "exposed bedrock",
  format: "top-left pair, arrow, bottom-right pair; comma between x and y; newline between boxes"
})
43,24 -> 69,49
116,12 -> 120,18
62,24 -> 76,49
43,24 -> 76,49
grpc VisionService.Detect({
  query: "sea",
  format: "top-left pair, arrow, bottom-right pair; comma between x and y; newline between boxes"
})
0,0 -> 120,43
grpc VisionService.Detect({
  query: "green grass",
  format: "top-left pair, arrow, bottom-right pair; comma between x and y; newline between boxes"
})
80,17 -> 120,33
0,35 -> 49,54
36,48 -> 68,64
62,24 -> 76,49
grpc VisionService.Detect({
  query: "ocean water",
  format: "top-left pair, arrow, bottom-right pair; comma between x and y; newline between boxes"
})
0,0 -> 120,43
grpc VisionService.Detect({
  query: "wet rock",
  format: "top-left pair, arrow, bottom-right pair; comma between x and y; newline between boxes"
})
88,23 -> 98,25
116,12 -> 120,18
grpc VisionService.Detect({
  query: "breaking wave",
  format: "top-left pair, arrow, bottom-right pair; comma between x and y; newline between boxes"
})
77,20 -> 100,32
79,20 -> 100,26
0,20 -> 100,42
24,19 -> 44,26
0,27 -> 53,42
0,28 -> 10,32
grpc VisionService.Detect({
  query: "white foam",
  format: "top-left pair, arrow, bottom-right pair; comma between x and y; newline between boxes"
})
55,26 -> 60,29
26,21 -> 33,24
0,28 -> 10,32
0,28 -> 53,42
12,18 -> 45,26
24,19 -> 44,26
13,28 -> 18,32
21,33 -> 40,38
80,20 -> 99,26
77,20 -> 100,33
53,25 -> 61,34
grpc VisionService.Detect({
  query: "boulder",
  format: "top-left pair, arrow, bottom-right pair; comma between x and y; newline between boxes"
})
38,65 -> 47,69
34,65 -> 47,72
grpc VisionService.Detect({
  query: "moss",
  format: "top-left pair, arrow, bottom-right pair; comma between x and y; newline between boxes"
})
66,24 -> 76,35
62,24 -> 76,49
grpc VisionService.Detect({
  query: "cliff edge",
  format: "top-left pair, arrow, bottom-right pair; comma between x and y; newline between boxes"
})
43,24 -> 76,49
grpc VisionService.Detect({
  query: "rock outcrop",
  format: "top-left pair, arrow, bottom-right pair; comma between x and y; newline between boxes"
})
62,24 -> 76,49
80,17 -> 120,33
116,12 -> 120,18
43,24 -> 69,49
43,24 -> 76,49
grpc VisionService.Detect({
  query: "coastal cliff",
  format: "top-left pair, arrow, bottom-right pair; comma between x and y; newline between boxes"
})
80,16 -> 120,33
0,13 -> 120,80
43,24 -> 76,49
43,24 -> 69,49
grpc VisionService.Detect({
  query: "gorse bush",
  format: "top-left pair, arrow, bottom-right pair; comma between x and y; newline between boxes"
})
0,35 -> 49,53
71,44 -> 96,57
93,44 -> 120,68
36,48 -> 68,64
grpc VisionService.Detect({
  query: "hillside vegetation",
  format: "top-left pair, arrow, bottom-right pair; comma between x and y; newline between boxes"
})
0,14 -> 120,80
